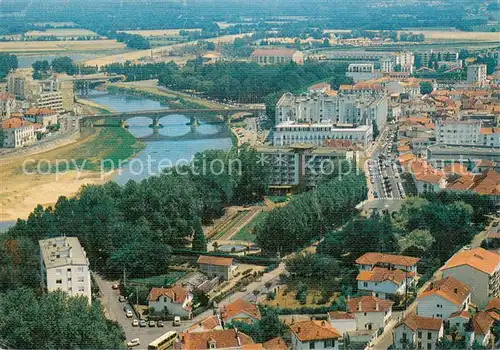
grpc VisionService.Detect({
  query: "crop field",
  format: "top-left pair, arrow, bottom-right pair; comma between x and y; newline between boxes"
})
0,40 -> 126,53
398,30 -> 500,42
119,29 -> 201,37
24,28 -> 99,38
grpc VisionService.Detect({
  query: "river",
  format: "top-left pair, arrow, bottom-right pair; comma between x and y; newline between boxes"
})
85,90 -> 233,184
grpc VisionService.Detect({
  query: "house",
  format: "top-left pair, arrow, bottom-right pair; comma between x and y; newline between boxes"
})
327,312 -> 356,334
262,337 -> 287,350
356,267 -> 407,299
25,108 -> 59,127
1,116 -> 35,148
0,93 -> 19,120
447,310 -> 472,335
485,297 -> 500,321
356,252 -> 420,274
290,320 -> 342,350
221,298 -> 261,324
250,48 -> 304,65
197,255 -> 235,280
471,311 -> 495,348
416,277 -> 472,319
440,248 -> 500,308
347,296 -> 393,331
176,329 -> 254,349
187,315 -> 224,333
393,314 -> 443,350
410,159 -> 447,194
147,286 -> 193,318
38,237 -> 91,304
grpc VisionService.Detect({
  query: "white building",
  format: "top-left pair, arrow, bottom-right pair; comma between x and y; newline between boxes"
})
36,91 -> 64,113
467,64 -> 487,85
25,108 -> 59,126
147,286 -> 193,318
356,267 -> 407,299
250,48 -> 304,65
221,298 -> 261,324
435,120 -> 482,146
290,320 -> 341,350
327,312 -> 356,334
0,93 -> 19,120
380,58 -> 394,73
416,277 -> 471,319
346,296 -> 393,331
393,314 -> 443,350
38,237 -> 91,304
1,116 -> 36,148
395,52 -> 415,74
346,64 -> 382,83
440,248 -> 500,308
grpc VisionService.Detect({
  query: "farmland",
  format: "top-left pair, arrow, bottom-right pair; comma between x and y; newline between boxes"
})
118,29 -> 201,37
397,30 -> 500,42
24,28 -> 100,38
0,40 -> 126,53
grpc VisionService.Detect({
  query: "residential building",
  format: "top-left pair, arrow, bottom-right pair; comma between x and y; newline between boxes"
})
0,93 -> 19,120
380,57 -> 394,73
393,314 -> 443,350
327,312 -> 356,334
147,286 -> 193,318
447,310 -> 472,336
38,237 -> 91,304
256,144 -> 358,193
427,144 -> 500,163
290,320 -> 341,350
186,315 -> 223,333
435,120 -> 483,146
416,50 -> 459,67
485,297 -> 500,321
440,248 -> 500,308
356,267 -> 407,299
250,48 -> 304,65
262,337 -> 288,350
479,127 -> 500,148
25,108 -> 59,126
35,91 -> 64,113
467,64 -> 487,85
275,91 -> 388,129
471,311 -> 495,348
346,64 -> 381,83
221,299 -> 261,324
7,70 -> 40,100
409,159 -> 447,194
197,255 -> 235,280
1,116 -> 36,148
447,169 -> 500,199
176,329 -> 254,349
395,52 -> 415,73
355,253 -> 420,274
308,82 -> 332,94
416,277 -> 472,319
346,296 -> 393,331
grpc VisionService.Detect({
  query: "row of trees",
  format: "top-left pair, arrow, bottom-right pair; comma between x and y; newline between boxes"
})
32,56 -> 79,78
114,32 -> 151,50
0,53 -> 18,80
255,161 -> 367,254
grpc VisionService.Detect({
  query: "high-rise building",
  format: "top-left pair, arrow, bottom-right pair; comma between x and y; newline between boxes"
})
467,64 -> 487,85
39,237 -> 92,304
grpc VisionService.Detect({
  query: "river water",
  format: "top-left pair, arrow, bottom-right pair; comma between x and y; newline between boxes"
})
85,90 -> 233,184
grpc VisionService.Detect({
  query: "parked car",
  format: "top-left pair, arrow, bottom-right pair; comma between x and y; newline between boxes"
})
118,295 -> 126,302
173,316 -> 181,326
149,320 -> 156,327
126,310 -> 133,318
132,319 -> 139,327
111,284 -> 120,290
139,320 -> 147,327
127,338 -> 140,347
157,320 -> 164,327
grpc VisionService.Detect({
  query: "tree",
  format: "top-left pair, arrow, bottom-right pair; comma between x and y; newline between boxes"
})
51,57 -> 77,75
372,120 -> 380,140
420,81 -> 433,95
0,288 -> 125,349
32,60 -> 50,79
0,53 -> 17,80
192,220 -> 207,252
230,308 -> 286,343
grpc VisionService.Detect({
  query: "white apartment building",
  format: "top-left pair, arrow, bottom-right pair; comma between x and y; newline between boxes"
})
0,93 -> 19,120
1,117 -> 36,148
35,91 -> 64,113
441,248 -> 500,308
39,237 -> 92,304
416,277 -> 472,319
346,63 -> 381,82
435,120 -> 482,146
250,48 -> 304,65
380,57 -> 394,73
347,296 -> 393,331
467,64 -> 487,85
275,91 -> 388,129
394,315 -> 443,350
395,52 -> 415,74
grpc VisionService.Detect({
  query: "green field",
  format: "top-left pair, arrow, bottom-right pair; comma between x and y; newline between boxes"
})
129,271 -> 185,287
213,210 -> 250,240
231,211 -> 268,242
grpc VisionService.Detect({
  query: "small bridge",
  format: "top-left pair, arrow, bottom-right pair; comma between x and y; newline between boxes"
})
70,74 -> 126,94
136,125 -> 231,142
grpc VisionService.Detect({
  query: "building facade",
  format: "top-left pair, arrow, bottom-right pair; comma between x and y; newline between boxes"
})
197,256 -> 234,280
435,120 -> 482,146
38,237 -> 92,304
467,64 -> 487,85
148,286 -> 193,317
250,49 -> 304,65
290,320 -> 341,350
1,117 -> 36,148
394,315 -> 443,350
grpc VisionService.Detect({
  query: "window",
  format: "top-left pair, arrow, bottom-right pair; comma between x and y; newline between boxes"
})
427,343 -> 432,350
427,332 -> 432,340
77,286 -> 85,292
77,277 -> 84,283
417,342 -> 422,349
77,267 -> 84,273
56,279 -> 62,284
402,333 -> 407,341
418,331 -> 422,339
67,268 -> 71,272
363,282 -> 368,287
324,340 -> 334,348
309,342 -> 316,349
364,312 -> 367,316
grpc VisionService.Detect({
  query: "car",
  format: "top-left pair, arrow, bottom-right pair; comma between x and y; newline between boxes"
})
157,320 -> 164,327
149,320 -> 156,327
173,316 -> 181,326
139,320 -> 147,327
118,295 -> 126,302
126,310 -> 133,318
492,221 -> 499,227
126,338 -> 140,347
132,319 -> 139,327
111,284 -> 120,290
239,286 -> 247,292
123,304 -> 130,312
373,191 -> 378,198
463,245 -> 472,251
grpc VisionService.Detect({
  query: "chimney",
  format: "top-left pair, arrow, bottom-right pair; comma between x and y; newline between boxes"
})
174,292 -> 177,301
358,302 -> 362,311
297,326 -> 301,333
347,295 -> 351,301
376,301 -> 379,311
321,320 -> 326,327
454,288 -> 458,294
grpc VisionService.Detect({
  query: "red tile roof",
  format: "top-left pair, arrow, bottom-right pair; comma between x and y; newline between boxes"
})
418,277 -> 471,306
222,299 -> 261,322
179,329 -> 254,349
186,315 -> 223,333
473,311 -> 494,336
328,311 -> 356,320
448,310 -> 471,319
355,253 -> 420,267
356,267 -> 406,285
290,320 -> 341,342
148,285 -> 190,303
26,107 -> 57,116
262,337 -> 287,350
197,255 -> 233,267
485,298 -> 500,321
1,117 -> 32,129
0,93 -> 14,101
397,314 -> 443,332
441,248 -> 500,275
347,296 -> 393,313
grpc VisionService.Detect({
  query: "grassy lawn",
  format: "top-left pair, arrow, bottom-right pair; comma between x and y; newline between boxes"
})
213,210 -> 250,239
129,271 -> 185,287
231,211 -> 268,242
